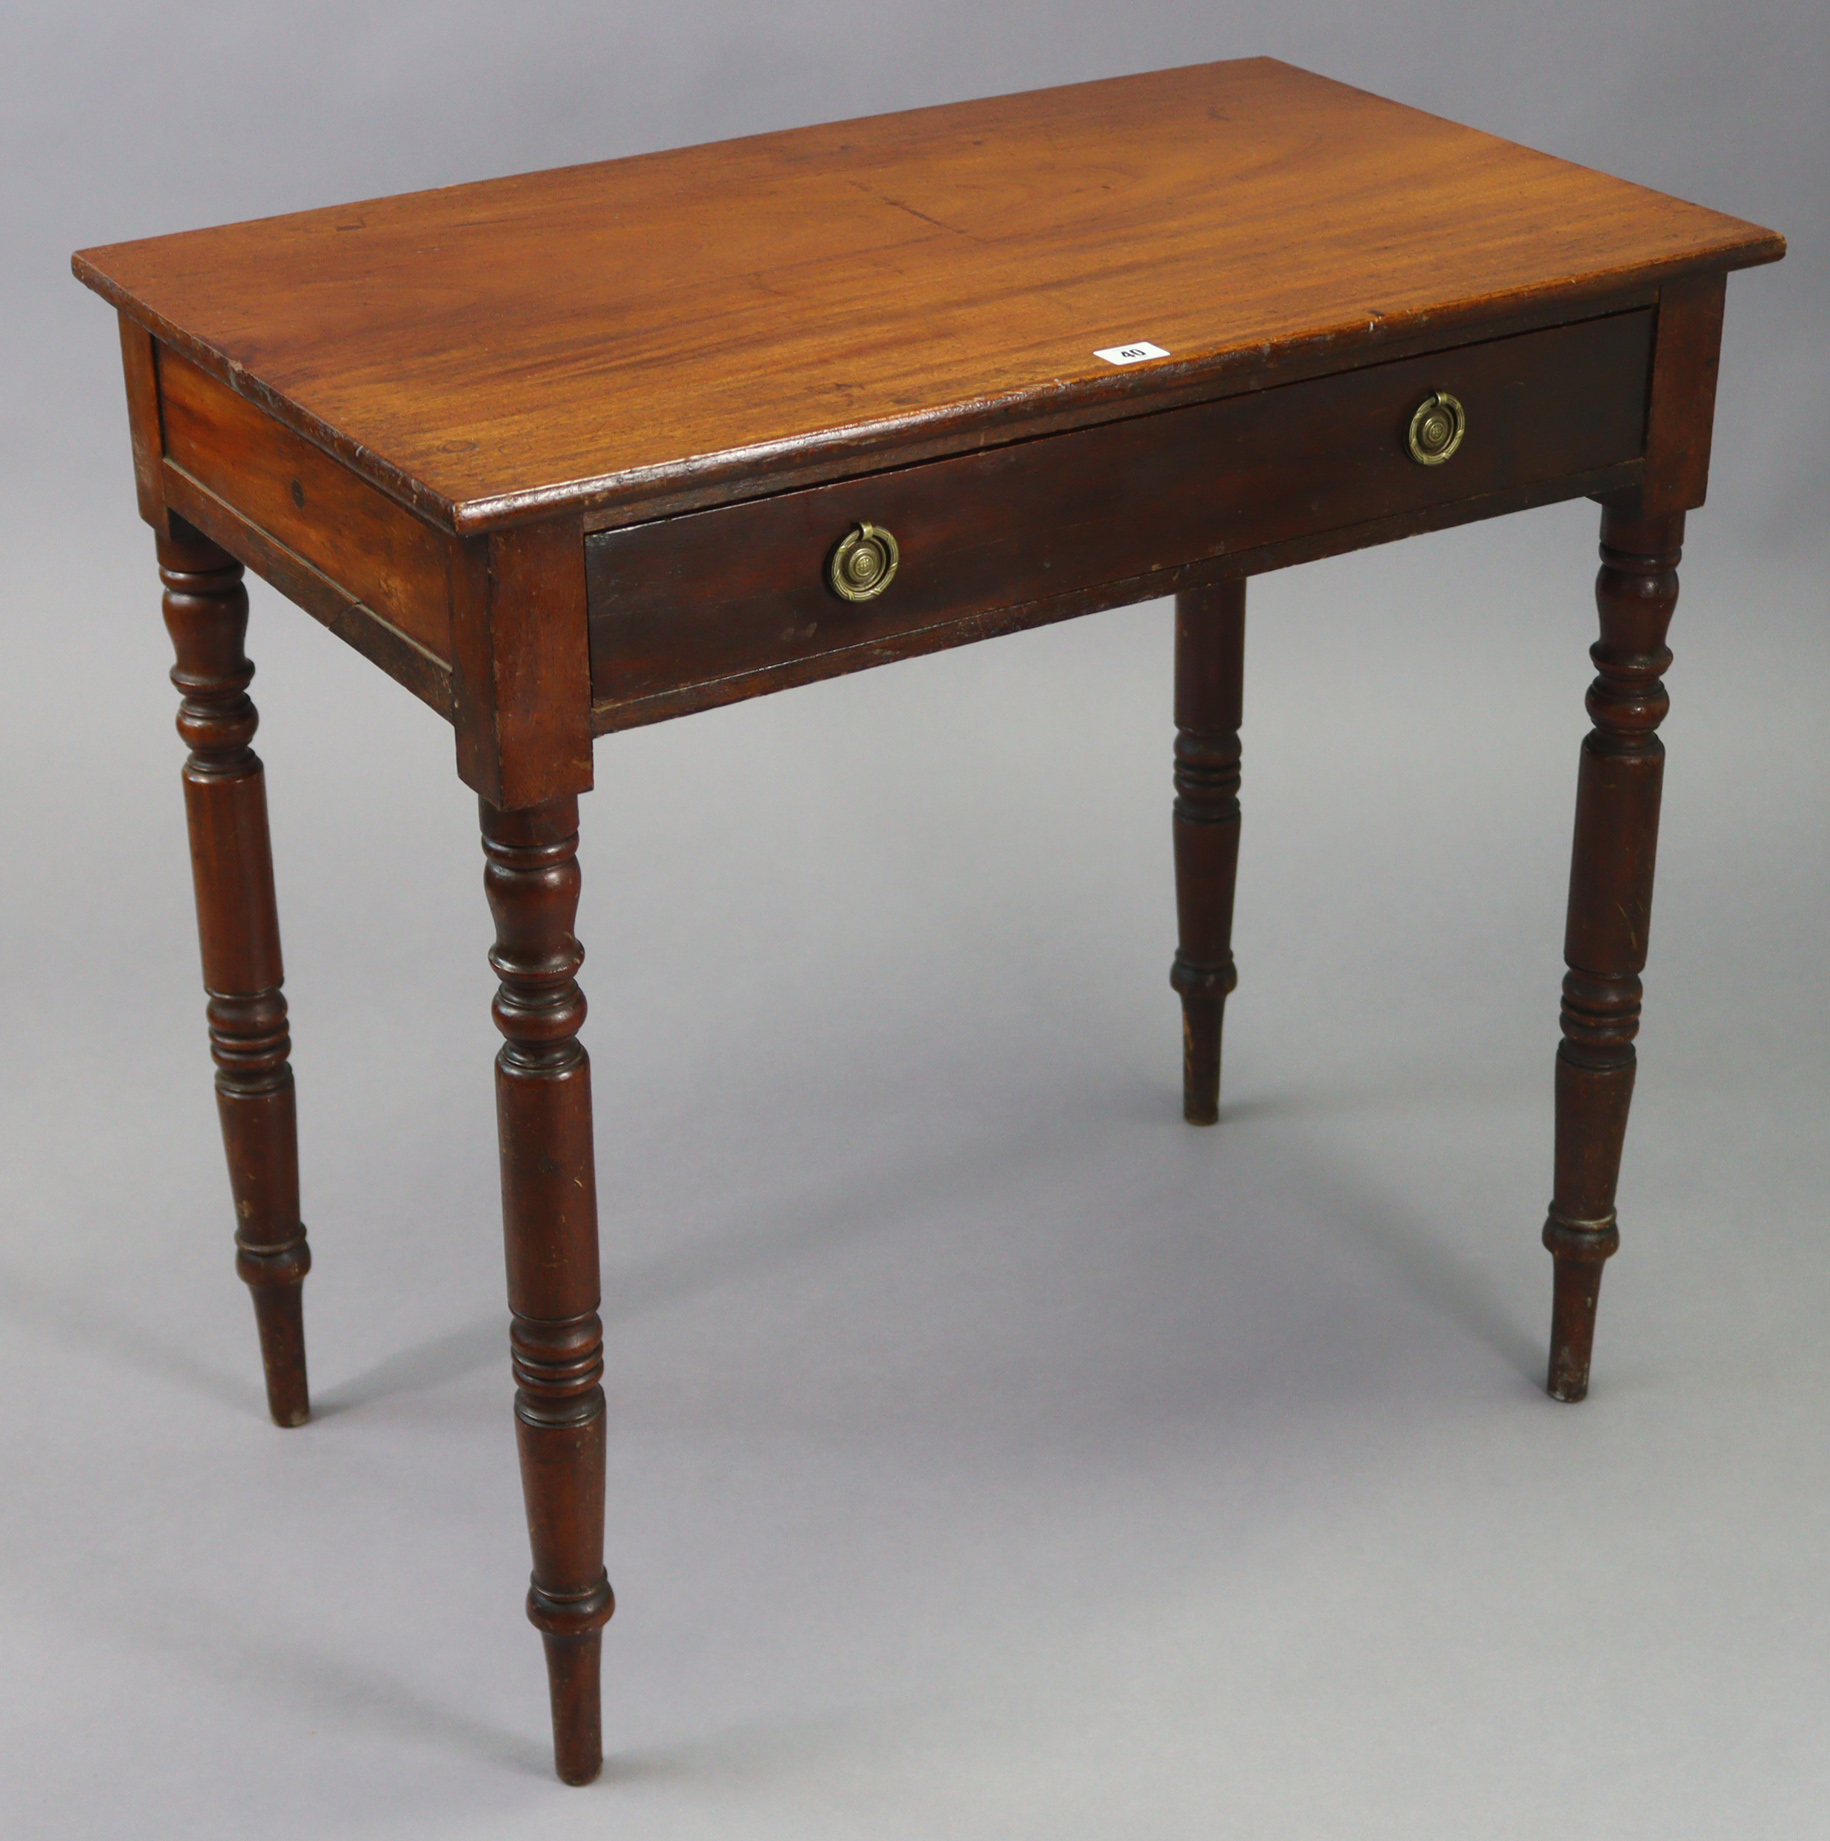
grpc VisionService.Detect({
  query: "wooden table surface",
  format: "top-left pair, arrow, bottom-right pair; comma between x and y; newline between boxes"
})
73,58 -> 1781,536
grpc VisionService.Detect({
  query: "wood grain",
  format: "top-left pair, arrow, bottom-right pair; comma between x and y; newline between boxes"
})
161,465 -> 456,721
449,520 -> 594,808
160,347 -> 454,662
1636,273 -> 1728,514
118,313 -> 167,531
587,460 -> 1642,734
72,59 -> 1782,535
588,309 -> 1654,715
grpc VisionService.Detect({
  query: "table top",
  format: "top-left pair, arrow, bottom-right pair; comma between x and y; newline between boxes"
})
75,58 -> 1781,537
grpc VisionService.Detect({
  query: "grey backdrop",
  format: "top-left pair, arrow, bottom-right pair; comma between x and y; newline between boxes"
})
3,5 -> 1825,1838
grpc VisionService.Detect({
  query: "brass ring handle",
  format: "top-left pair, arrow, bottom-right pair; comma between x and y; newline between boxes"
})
1406,391 -> 1467,466
827,522 -> 899,602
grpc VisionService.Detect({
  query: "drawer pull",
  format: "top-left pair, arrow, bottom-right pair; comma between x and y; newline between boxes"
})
1406,391 -> 1467,466
828,522 -> 900,601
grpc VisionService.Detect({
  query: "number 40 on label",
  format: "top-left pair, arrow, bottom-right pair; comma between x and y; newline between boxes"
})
1094,340 -> 1170,365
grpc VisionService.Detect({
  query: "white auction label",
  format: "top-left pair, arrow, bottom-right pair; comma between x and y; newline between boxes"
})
1094,340 -> 1170,365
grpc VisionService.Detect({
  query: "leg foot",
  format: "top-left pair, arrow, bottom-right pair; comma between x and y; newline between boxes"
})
1171,578 -> 1246,1126
1544,1210 -> 1621,1403
542,1632 -> 606,1785
248,1282 -> 311,1426
1169,964 -> 1233,1127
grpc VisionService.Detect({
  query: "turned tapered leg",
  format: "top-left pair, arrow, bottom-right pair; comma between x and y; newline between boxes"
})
482,795 -> 613,1785
160,527 -> 311,1427
1171,578 -> 1247,1125
1543,507 -> 1684,1402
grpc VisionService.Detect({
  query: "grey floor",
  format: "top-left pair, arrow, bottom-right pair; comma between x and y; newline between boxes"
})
2,488 -> 1826,1837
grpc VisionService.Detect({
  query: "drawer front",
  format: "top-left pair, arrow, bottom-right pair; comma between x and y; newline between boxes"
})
587,311 -> 1652,715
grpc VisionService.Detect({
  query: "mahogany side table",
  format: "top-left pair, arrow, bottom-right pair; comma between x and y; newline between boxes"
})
73,59 -> 1784,1784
